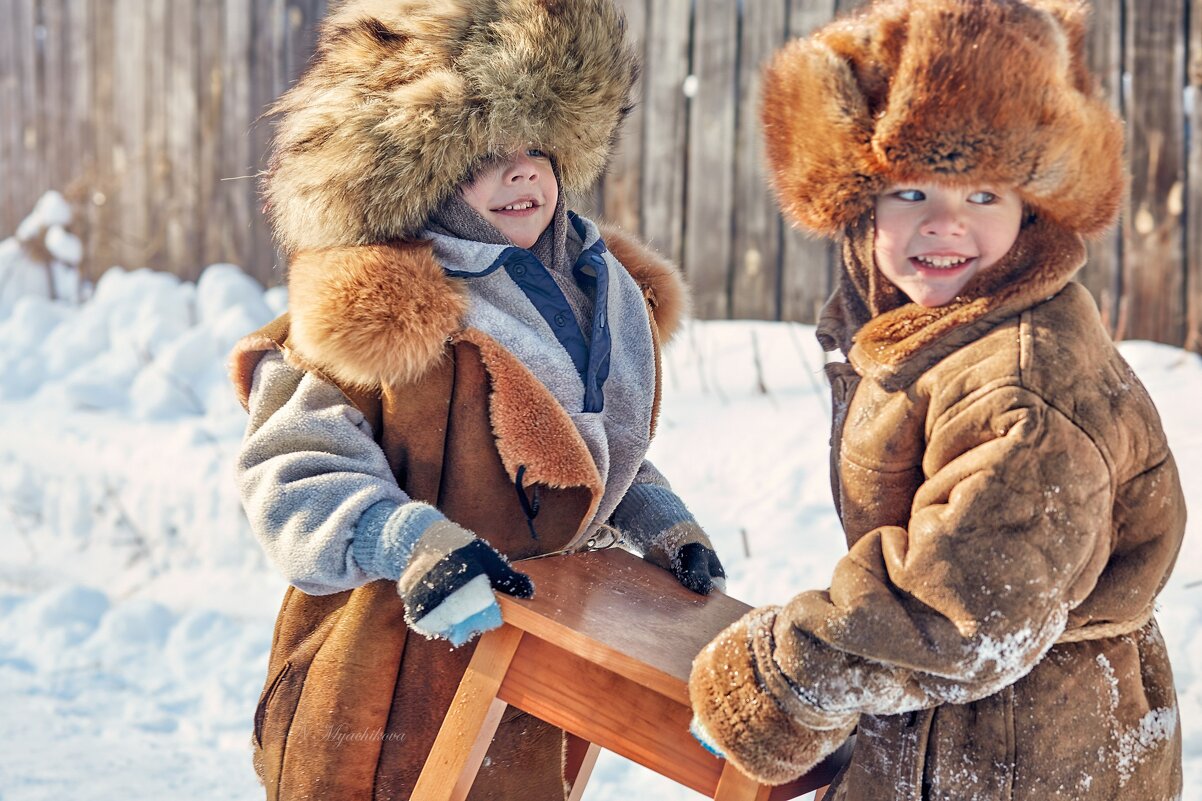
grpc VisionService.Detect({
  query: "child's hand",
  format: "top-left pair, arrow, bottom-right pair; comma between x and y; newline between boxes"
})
671,541 -> 727,595
642,523 -> 726,595
396,520 -> 534,647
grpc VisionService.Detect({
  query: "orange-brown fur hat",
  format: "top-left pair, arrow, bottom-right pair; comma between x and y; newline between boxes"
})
263,0 -> 638,254
760,0 -> 1123,238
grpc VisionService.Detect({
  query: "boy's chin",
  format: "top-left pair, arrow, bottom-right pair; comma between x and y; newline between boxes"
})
494,219 -> 550,250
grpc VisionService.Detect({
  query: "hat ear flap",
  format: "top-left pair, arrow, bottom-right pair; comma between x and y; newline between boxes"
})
1019,1 -> 1126,235
1023,87 -> 1125,236
760,40 -> 882,236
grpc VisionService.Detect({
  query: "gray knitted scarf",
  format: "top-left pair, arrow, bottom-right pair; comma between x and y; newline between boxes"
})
428,180 -> 594,341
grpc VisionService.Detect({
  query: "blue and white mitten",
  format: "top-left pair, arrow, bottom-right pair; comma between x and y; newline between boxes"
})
612,480 -> 726,596
690,715 -> 727,759
395,519 -> 533,646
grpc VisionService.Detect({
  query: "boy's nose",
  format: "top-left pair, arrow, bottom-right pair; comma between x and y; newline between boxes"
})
506,154 -> 540,183
921,204 -> 966,237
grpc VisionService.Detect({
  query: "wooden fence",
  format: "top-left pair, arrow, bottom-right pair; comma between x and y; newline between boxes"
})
1,0 -> 1200,350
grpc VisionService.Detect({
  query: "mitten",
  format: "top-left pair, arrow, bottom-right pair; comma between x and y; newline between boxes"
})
668,538 -> 727,596
690,608 -> 858,784
636,526 -> 727,595
690,715 -> 727,759
396,519 -> 534,646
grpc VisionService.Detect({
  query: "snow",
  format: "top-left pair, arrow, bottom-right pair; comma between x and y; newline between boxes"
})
1,207 -> 1201,798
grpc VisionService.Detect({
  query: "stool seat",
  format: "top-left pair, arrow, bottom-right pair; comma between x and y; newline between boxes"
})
412,547 -> 847,801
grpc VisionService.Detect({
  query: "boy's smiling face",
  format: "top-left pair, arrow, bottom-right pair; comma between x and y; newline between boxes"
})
874,182 -> 1023,307
461,148 -> 558,249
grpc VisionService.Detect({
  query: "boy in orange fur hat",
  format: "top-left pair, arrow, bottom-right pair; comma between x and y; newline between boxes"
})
689,1 -> 1185,799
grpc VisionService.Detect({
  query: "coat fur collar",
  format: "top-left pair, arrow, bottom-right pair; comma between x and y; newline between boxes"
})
286,223 -> 687,392
819,216 -> 1087,391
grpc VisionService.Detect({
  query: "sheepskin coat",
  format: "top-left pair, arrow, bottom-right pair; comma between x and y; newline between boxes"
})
690,218 -> 1186,800
230,223 -> 686,801
690,1 -> 1185,798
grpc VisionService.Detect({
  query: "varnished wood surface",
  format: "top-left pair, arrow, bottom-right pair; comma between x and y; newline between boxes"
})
418,548 -> 846,800
502,548 -> 751,704
499,633 -> 725,796
410,625 -> 522,801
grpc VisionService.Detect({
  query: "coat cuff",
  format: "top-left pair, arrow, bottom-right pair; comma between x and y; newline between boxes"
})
688,607 -> 857,785
611,482 -> 709,559
351,499 -> 447,581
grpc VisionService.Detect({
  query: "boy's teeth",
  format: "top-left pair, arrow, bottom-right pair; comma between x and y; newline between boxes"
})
502,201 -> 534,211
916,255 -> 969,268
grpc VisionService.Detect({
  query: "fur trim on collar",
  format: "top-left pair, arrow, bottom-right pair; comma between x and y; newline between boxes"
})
263,0 -> 637,253
597,222 -> 689,343
762,0 -> 1123,237
286,230 -> 687,391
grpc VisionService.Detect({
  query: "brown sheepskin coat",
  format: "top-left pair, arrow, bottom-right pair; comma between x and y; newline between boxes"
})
689,219 -> 1186,800
230,226 -> 685,801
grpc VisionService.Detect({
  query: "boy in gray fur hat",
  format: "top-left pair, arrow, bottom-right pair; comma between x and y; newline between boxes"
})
229,1 -> 724,797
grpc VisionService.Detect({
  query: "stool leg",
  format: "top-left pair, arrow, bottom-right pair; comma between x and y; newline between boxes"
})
412,625 -> 525,801
565,737 -> 601,801
713,761 -> 771,801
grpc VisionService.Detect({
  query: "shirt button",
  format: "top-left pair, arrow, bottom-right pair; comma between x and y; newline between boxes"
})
554,313 -> 566,327
513,263 -> 527,277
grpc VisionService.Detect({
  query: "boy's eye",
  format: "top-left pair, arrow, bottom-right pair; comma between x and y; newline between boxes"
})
526,148 -> 549,159
893,189 -> 925,202
968,191 -> 998,204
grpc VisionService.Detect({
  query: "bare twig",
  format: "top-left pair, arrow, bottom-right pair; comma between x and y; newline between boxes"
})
749,330 -> 770,397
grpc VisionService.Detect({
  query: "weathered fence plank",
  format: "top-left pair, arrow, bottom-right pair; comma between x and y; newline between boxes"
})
40,0 -> 67,196
1188,0 -> 1202,351
14,0 -> 41,228
63,0 -> 95,284
602,0 -> 647,235
1123,0 -> 1186,344
88,0 -> 117,279
1082,0 -> 1123,333
780,0 -> 837,324
731,0 -> 786,320
223,0 -> 256,279
197,0 -> 225,269
146,0 -> 170,271
166,1 -> 200,279
0,0 -> 19,235
640,0 -> 691,266
112,0 -> 150,268
684,0 -> 738,319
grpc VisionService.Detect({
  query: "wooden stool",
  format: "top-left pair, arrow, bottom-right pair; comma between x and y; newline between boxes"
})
412,548 -> 848,801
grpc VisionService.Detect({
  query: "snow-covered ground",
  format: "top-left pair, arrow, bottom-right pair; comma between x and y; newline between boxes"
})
0,196 -> 1199,799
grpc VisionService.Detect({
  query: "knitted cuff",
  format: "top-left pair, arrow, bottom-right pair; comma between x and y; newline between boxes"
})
612,482 -> 704,557
688,607 -> 857,785
351,500 -> 447,581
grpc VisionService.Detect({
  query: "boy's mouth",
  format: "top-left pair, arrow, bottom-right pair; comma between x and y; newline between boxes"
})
491,198 -> 542,215
910,254 -> 975,271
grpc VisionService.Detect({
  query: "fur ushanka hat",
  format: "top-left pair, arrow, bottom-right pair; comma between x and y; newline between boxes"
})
761,0 -> 1124,239
263,0 -> 638,254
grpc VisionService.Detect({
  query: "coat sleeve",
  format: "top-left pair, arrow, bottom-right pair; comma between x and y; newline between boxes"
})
689,384 -> 1114,784
237,351 -> 449,595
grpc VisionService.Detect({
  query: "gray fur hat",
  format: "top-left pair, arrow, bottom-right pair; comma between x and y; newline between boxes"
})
263,0 -> 639,253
